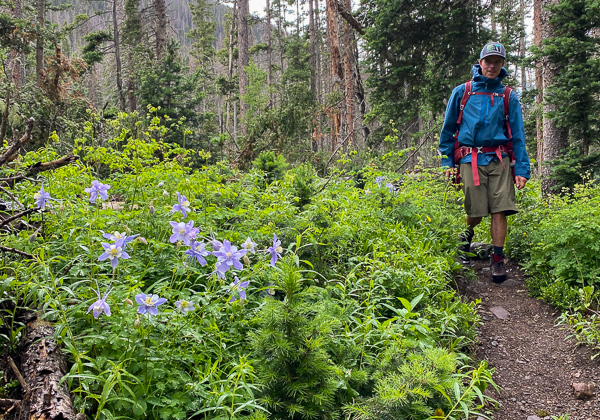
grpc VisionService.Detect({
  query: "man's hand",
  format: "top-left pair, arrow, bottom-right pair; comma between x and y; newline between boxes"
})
444,168 -> 456,179
515,176 -> 528,190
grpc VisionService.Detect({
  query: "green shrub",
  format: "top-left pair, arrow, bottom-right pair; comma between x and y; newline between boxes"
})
252,151 -> 288,184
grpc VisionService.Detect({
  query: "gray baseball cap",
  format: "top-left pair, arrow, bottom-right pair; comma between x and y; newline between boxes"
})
480,42 -> 506,59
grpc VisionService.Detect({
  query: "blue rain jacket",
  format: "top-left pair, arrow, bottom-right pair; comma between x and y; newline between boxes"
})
438,65 -> 531,179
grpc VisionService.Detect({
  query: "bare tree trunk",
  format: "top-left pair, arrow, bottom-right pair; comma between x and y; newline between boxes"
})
113,0 -> 126,111
315,0 -> 323,103
534,0 -> 543,175
237,0 -> 249,138
277,0 -> 285,73
226,1 -> 237,141
541,0 -> 568,196
35,0 -> 45,86
309,0 -> 316,93
354,42 -> 369,142
342,0 -> 354,151
155,0 -> 167,60
11,0 -> 24,89
266,0 -> 273,106
326,0 -> 342,152
519,0 -> 527,89
19,318 -> 78,420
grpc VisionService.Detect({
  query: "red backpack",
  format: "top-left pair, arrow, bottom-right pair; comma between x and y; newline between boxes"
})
452,81 -> 516,186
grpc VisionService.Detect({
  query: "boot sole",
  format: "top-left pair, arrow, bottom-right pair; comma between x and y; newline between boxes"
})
492,273 -> 507,283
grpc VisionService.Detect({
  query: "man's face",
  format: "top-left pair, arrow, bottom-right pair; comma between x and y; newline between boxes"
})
479,56 -> 505,79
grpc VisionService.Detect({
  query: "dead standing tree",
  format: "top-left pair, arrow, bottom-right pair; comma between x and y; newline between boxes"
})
0,117 -> 79,420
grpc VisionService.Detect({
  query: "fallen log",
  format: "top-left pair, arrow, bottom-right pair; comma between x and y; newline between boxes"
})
18,318 -> 77,420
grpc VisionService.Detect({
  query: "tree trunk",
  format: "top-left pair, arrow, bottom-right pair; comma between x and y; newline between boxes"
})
11,0 -> 24,90
342,0 -> 354,151
237,0 -> 249,138
354,42 -> 369,142
541,0 -> 568,196
113,0 -> 126,111
155,0 -> 167,60
266,0 -> 273,106
519,0 -> 527,89
534,0 -> 543,175
18,318 -> 78,420
326,0 -> 343,152
308,0 -> 316,94
35,0 -> 45,86
226,0 -> 237,137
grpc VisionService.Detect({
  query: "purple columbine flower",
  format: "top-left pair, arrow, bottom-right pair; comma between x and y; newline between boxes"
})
172,192 -> 191,218
210,237 -> 223,251
185,241 -> 210,266
169,220 -> 199,246
84,180 -> 111,203
87,286 -> 111,318
102,231 -> 139,246
267,233 -> 283,267
34,185 -> 53,210
241,237 -> 257,254
135,293 -> 167,316
375,176 -> 384,188
175,299 -> 195,314
229,277 -> 249,302
386,182 -> 396,193
213,240 -> 247,275
98,238 -> 130,269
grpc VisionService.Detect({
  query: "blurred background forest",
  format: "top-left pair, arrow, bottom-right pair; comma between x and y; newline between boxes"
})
0,0 -> 598,191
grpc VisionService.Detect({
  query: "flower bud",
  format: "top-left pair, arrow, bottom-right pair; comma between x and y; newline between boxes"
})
29,232 -> 37,243
157,181 -> 164,188
125,298 -> 133,305
163,190 -> 169,197
149,204 -> 155,215
176,241 -> 181,250
243,255 -> 250,265
134,316 -> 140,327
137,237 -> 147,245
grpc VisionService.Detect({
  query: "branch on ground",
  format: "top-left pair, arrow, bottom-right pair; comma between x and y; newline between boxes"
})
0,117 -> 34,167
0,246 -> 33,259
25,155 -> 79,176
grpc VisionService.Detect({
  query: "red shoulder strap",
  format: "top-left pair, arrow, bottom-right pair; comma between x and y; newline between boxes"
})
456,81 -> 472,125
503,86 -> 513,139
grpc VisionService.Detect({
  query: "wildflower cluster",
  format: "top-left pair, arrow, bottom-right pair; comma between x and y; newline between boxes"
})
84,189 -> 285,320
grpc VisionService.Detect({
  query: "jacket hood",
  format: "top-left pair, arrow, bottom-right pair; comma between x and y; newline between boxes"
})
472,64 -> 508,89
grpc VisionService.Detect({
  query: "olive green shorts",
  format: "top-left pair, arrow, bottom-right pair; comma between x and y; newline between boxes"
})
460,157 -> 518,218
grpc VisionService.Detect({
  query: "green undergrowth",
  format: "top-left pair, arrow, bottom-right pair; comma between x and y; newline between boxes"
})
507,179 -> 600,357
0,119 -> 495,419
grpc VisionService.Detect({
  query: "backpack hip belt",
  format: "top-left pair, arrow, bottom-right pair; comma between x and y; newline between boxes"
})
452,80 -> 516,186
454,144 -> 513,187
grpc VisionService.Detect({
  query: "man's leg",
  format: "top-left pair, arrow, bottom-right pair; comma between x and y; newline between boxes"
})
458,216 -> 482,263
490,211 -> 508,282
491,212 -> 507,247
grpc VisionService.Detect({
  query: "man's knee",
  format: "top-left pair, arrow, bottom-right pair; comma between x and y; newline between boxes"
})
466,215 -> 483,227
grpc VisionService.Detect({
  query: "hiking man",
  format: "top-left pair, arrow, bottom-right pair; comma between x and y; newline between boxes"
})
438,42 -> 531,283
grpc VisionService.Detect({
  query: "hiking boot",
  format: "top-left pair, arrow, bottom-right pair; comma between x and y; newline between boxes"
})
458,241 -> 471,264
491,255 -> 507,283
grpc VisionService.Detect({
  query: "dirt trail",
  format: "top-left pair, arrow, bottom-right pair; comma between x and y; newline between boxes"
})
459,258 -> 600,420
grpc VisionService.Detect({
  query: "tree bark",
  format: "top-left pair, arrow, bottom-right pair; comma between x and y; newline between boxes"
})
35,0 -> 45,86
18,318 -> 78,420
326,0 -> 343,152
237,0 -> 249,137
266,0 -> 273,106
11,0 -> 24,90
541,0 -> 568,196
534,0 -> 543,175
113,0 -> 126,111
308,0 -> 316,94
155,0 -> 167,60
225,0 -> 237,141
342,0 -> 354,150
